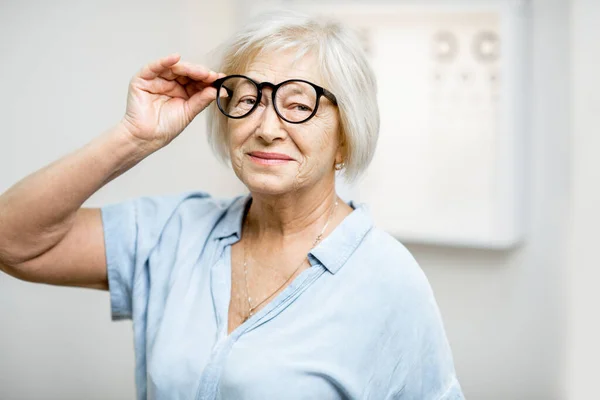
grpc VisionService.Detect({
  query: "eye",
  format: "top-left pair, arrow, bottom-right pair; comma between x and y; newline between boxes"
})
238,97 -> 256,106
291,104 -> 312,112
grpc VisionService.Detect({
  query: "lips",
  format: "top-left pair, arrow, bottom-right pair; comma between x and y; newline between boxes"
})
248,151 -> 294,161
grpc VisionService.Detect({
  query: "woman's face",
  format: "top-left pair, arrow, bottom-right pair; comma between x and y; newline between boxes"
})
226,50 -> 342,196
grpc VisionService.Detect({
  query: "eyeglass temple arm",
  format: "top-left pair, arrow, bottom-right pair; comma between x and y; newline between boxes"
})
212,79 -> 233,97
323,88 -> 338,105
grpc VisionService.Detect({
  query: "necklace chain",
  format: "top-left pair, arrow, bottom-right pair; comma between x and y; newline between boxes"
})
241,199 -> 339,322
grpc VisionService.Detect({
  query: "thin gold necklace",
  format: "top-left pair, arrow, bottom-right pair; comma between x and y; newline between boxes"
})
241,199 -> 339,322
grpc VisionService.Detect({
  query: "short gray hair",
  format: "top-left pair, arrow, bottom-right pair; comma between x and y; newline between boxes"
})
206,10 -> 380,182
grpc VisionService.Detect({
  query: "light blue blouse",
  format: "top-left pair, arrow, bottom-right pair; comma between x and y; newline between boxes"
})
101,191 -> 464,400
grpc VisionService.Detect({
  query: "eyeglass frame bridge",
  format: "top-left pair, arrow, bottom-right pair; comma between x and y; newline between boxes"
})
211,74 -> 338,124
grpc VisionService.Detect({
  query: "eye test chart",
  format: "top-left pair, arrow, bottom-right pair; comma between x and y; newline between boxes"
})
241,0 -> 531,249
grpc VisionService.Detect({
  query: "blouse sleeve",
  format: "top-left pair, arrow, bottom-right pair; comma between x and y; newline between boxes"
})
100,191 -> 214,321
388,278 -> 465,400
381,243 -> 465,399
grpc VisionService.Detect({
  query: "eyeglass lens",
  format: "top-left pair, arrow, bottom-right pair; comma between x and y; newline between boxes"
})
217,76 -> 318,123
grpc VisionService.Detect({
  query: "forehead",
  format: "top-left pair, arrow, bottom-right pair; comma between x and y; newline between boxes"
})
243,49 -> 324,87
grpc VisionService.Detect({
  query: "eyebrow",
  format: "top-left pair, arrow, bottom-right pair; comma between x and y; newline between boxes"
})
226,79 -> 256,97
283,86 -> 308,96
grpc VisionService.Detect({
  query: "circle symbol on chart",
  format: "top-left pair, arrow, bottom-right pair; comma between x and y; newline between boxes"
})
472,31 -> 500,62
432,31 -> 458,63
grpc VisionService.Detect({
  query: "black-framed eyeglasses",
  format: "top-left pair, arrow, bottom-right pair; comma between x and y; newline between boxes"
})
211,75 -> 338,124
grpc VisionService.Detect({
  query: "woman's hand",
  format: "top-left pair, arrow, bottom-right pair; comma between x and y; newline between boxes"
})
120,53 -> 223,150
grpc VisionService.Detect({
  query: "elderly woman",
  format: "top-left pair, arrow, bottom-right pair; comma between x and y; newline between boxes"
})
0,11 -> 463,400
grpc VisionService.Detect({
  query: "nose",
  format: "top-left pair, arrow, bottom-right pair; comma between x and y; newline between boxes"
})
255,89 -> 286,143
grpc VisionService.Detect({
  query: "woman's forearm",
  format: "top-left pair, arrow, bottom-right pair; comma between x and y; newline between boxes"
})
0,122 -> 157,265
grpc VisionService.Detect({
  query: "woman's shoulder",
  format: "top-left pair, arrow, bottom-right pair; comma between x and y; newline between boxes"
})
354,224 -> 434,301
126,189 -> 243,221
101,190 -> 246,245
357,224 -> 420,271
148,189 -> 239,210
335,202 -> 430,295
164,190 -> 241,216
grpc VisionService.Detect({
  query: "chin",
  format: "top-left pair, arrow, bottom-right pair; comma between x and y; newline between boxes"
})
242,172 -> 300,196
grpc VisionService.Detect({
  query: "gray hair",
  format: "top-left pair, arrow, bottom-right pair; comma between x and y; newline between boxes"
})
205,10 -> 380,182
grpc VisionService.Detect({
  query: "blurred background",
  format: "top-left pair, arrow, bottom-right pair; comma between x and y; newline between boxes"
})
0,0 -> 598,398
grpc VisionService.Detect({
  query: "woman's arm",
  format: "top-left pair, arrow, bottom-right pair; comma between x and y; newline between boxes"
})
0,54 -> 221,290
0,124 -> 155,290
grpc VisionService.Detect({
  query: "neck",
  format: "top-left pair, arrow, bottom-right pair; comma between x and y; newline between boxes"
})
245,183 -> 340,247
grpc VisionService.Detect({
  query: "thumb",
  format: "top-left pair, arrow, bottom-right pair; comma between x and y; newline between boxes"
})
186,86 -> 218,117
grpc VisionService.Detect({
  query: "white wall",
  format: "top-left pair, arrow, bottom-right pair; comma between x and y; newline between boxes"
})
411,0 -> 570,398
565,0 -> 600,398
0,1 -> 242,399
0,0 -> 587,399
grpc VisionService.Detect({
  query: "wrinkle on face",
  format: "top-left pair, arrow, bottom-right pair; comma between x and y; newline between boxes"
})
226,49 -> 342,196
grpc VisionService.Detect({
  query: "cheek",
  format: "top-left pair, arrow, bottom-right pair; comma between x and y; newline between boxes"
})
227,123 -> 250,155
293,125 -> 339,180
299,117 -> 339,157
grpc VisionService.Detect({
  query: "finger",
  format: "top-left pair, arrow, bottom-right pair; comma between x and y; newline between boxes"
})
159,68 -> 179,81
175,75 -> 190,86
184,80 -> 215,97
139,53 -> 181,80
170,61 -> 220,83
200,76 -> 229,99
186,86 -> 218,117
137,76 -> 188,99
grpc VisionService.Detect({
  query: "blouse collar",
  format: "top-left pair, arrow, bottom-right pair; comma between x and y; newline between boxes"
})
213,194 -> 373,274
